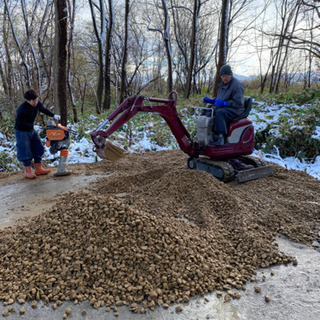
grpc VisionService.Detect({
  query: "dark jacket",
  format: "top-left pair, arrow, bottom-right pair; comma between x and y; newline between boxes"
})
15,101 -> 54,132
217,77 -> 245,116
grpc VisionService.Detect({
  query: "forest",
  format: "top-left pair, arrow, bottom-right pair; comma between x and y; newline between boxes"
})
0,0 -> 319,126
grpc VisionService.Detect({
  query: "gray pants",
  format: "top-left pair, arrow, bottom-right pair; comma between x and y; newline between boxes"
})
214,107 -> 240,135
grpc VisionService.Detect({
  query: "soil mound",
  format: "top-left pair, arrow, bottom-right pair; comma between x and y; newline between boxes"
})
0,150 -> 319,313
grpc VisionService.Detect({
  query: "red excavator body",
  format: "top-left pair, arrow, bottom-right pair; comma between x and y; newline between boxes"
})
90,91 -> 273,182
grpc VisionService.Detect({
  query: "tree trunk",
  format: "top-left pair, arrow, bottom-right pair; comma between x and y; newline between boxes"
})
1,9 -> 15,111
274,1 -> 302,93
162,0 -> 173,93
103,0 -> 114,110
38,0 -> 54,104
213,0 -> 229,97
146,0 -> 173,94
120,0 -> 130,103
184,0 -> 200,99
67,0 -> 78,123
89,0 -> 106,114
54,0 -> 68,126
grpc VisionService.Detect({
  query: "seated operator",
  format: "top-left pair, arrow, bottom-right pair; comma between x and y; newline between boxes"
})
203,64 -> 245,146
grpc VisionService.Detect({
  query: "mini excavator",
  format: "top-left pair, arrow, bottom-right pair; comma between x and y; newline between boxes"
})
44,119 -> 77,176
90,91 -> 273,183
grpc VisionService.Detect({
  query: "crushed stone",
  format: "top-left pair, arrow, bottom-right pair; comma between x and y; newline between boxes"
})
0,150 -> 319,314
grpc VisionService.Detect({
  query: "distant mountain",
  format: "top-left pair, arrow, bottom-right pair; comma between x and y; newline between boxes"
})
234,73 -> 256,81
235,71 -> 319,83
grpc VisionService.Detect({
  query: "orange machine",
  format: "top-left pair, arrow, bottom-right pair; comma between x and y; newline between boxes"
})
44,119 -> 76,176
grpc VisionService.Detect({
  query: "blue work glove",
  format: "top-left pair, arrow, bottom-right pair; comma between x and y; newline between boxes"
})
203,97 -> 216,105
214,99 -> 228,107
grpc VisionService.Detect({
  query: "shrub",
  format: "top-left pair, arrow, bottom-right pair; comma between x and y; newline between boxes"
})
254,101 -> 320,162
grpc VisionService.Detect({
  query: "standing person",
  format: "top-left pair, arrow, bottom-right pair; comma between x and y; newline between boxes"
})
203,64 -> 245,145
14,89 -> 60,179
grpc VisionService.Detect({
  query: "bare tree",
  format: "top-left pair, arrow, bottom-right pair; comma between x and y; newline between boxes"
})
3,0 -> 31,89
162,0 -> 173,92
67,0 -> 78,123
89,0 -> 106,114
124,22 -> 158,95
170,1 -> 192,89
21,0 -> 42,95
54,0 -> 68,126
120,0 -> 130,102
250,0 -> 276,94
213,0 -> 229,97
103,0 -> 114,110
267,0 -> 303,93
0,0 -> 319,120
147,0 -> 173,93
184,0 -> 201,99
304,7 -> 315,89
295,0 -> 320,59
1,6 -> 15,111
37,0 -> 55,103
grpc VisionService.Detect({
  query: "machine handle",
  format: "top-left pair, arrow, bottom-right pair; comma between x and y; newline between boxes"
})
203,97 -> 216,104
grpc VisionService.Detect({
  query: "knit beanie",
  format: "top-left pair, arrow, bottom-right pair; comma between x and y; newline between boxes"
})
220,65 -> 233,76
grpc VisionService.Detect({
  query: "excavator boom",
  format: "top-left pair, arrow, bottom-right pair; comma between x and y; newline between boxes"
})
91,91 -> 198,159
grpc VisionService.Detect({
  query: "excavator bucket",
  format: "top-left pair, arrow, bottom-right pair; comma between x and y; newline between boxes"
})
103,141 -> 125,161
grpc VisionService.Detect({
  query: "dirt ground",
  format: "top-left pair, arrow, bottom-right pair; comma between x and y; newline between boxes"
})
0,150 -> 319,320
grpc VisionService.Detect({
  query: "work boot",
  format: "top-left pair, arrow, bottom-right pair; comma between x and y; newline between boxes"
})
34,163 -> 51,175
213,134 -> 224,146
24,166 -> 36,179
217,134 -> 225,145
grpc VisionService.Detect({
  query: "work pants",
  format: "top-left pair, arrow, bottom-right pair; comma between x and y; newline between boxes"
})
15,129 -> 44,167
214,107 -> 240,135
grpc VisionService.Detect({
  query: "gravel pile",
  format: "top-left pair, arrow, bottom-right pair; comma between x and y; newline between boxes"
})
0,150 -> 319,315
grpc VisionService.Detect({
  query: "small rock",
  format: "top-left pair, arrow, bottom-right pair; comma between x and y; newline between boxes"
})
81,309 -> 87,316
7,306 -> 14,313
233,291 -> 241,299
2,309 -> 9,317
176,305 -> 183,312
65,308 -> 72,317
216,290 -> 223,298
254,285 -> 261,293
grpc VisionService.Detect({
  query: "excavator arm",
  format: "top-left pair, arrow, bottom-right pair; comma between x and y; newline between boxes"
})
91,91 -> 198,160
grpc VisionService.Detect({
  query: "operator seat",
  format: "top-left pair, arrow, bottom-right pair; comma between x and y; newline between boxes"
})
226,96 -> 253,145
233,96 -> 252,121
